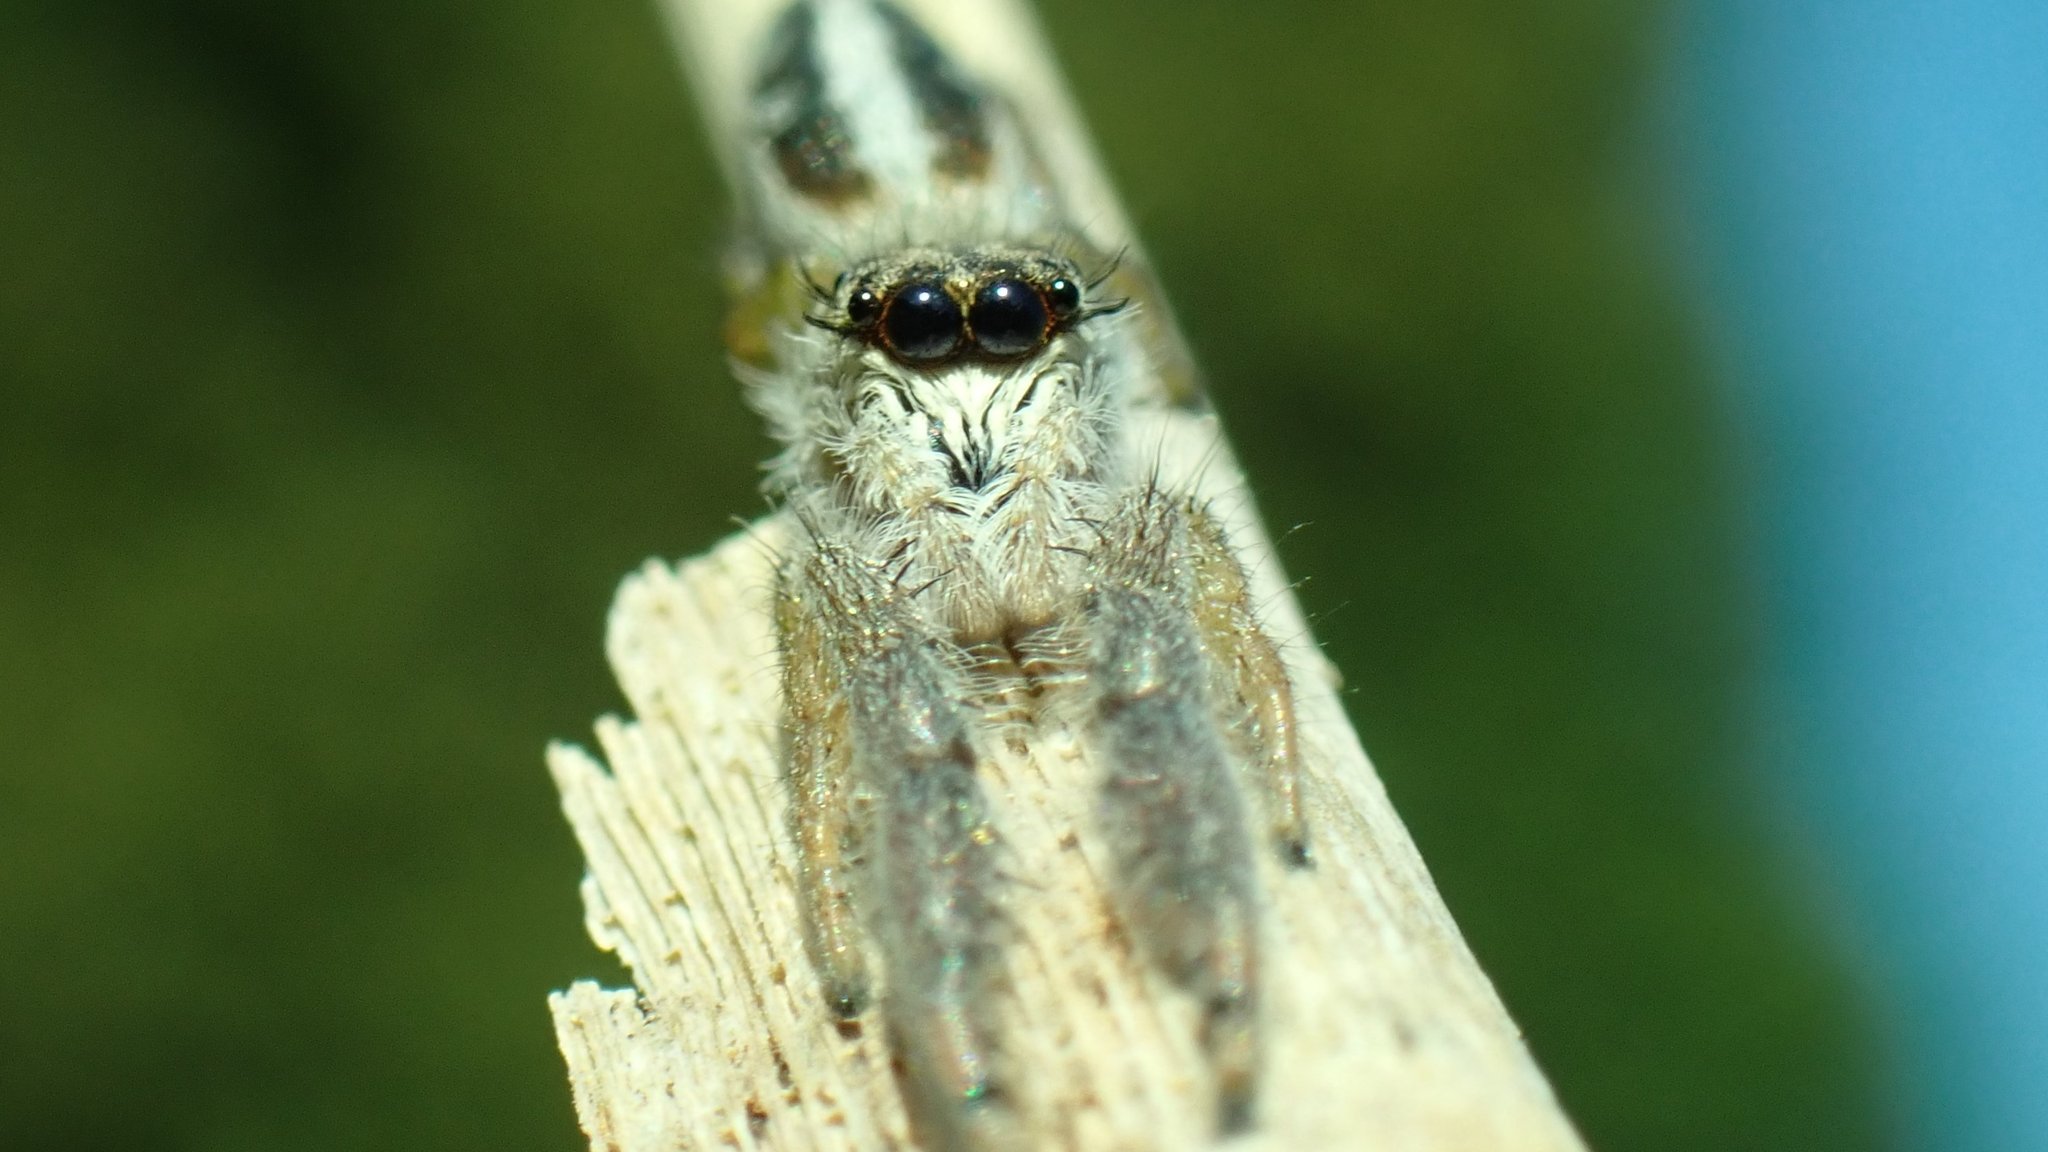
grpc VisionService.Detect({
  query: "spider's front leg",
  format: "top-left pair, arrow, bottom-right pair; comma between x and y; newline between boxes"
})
775,559 -> 869,1019
1084,489 -> 1311,1133
776,534 -> 1011,1148
1183,502 -> 1312,866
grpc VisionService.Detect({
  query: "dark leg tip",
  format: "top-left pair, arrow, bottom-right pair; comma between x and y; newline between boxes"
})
1278,836 -> 1313,870
1216,1088 -> 1256,1137
827,979 -> 869,1020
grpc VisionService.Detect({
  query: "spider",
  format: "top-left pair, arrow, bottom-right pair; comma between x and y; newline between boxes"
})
725,1 -> 1311,1144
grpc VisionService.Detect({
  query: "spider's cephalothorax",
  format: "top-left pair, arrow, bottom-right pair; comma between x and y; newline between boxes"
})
732,2 -> 1313,1147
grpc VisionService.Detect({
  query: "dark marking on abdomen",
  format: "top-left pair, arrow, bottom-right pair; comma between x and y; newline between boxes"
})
756,2 -> 872,204
873,1 -> 993,180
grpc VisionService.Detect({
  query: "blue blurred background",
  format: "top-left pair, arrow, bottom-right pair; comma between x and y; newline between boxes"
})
2,0 -> 2038,1148
1676,2 -> 2048,1149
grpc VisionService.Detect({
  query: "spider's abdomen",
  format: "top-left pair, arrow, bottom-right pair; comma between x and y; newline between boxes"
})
748,0 -> 1058,250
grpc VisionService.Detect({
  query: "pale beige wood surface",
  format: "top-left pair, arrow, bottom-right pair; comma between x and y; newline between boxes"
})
547,2 -> 1588,1149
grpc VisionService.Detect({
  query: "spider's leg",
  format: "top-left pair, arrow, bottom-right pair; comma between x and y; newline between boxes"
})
1086,490 -> 1264,1133
1185,503 -> 1312,866
785,538 -> 1012,1149
776,558 -> 870,1018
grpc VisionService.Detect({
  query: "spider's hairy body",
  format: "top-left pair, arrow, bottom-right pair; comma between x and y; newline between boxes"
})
729,1 -> 1310,1146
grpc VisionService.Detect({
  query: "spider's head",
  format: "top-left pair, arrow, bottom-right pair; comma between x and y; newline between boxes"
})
812,246 -> 1123,496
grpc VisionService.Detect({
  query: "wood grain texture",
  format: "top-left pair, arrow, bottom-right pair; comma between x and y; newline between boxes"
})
548,1 -> 1588,1148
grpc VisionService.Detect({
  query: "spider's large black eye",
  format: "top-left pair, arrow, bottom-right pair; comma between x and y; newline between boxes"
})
1045,275 -> 1082,320
881,281 -> 963,362
845,285 -> 882,327
970,277 -> 1049,358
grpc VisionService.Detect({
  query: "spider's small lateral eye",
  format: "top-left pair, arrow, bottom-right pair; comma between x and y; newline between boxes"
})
881,281 -> 963,362
970,277 -> 1050,358
1045,276 -> 1082,320
845,286 -> 882,327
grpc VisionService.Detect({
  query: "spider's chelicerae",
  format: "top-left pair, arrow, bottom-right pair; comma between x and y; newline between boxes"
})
728,0 -> 1311,1144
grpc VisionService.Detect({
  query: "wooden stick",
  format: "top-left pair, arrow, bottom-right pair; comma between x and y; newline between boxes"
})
548,2 -> 1588,1148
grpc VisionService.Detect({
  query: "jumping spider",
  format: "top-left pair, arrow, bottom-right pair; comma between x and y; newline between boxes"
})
733,0 -> 1314,1145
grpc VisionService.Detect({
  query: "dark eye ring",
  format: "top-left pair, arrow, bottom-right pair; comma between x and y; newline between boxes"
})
1045,276 -> 1082,320
845,285 -> 882,327
969,277 -> 1051,358
880,281 -> 965,362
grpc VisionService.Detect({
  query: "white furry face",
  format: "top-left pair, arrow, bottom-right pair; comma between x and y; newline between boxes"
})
850,353 -> 1080,495
759,266 -> 1126,637
804,244 -> 1118,508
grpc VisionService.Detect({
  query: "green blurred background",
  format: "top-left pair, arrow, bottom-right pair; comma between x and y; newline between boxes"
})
0,0 -> 1898,1148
